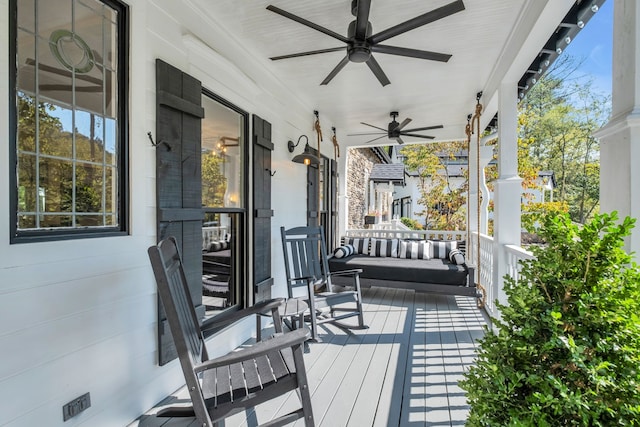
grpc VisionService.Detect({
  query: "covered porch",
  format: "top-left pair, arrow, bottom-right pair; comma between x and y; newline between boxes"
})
132,288 -> 486,427
4,0 -> 640,426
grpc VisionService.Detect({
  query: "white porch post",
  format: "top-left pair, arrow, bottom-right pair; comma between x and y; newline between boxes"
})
492,81 -> 522,307
596,0 -> 640,257
368,180 -> 375,213
468,125 -> 479,245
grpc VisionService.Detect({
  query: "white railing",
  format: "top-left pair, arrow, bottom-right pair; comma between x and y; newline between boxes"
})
346,228 -> 467,242
468,232 -> 496,314
505,244 -> 534,284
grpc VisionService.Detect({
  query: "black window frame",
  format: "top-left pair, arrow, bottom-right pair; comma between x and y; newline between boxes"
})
9,0 -> 130,243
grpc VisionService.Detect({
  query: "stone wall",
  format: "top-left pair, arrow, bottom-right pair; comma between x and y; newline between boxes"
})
346,147 -> 383,229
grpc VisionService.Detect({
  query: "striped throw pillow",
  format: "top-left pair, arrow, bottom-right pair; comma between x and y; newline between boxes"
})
369,238 -> 399,257
429,240 -> 457,259
333,244 -> 355,259
207,241 -> 229,252
398,240 -> 431,259
448,248 -> 465,265
343,237 -> 370,255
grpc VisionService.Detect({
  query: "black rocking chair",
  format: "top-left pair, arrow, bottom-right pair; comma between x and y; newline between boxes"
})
148,236 -> 315,427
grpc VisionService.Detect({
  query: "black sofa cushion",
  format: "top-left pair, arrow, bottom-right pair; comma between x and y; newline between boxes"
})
328,254 -> 468,286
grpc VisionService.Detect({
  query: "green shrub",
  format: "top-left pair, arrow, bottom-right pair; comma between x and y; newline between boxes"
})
400,217 -> 423,230
461,212 -> 640,426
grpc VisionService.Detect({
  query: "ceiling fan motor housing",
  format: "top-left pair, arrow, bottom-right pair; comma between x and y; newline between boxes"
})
347,20 -> 372,62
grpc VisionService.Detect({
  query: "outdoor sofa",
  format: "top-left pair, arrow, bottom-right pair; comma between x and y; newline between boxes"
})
328,236 -> 480,300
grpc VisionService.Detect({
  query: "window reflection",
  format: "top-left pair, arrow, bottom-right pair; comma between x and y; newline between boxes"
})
201,96 -> 244,209
15,0 -> 123,232
201,92 -> 247,318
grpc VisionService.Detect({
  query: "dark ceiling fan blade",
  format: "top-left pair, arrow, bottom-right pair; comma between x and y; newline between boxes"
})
320,55 -> 350,85
402,124 -> 444,132
369,0 -> 465,44
371,45 -> 451,62
270,46 -> 344,61
266,5 -> 350,44
365,56 -> 390,86
400,133 -> 435,139
354,0 -> 372,39
396,118 -> 412,131
347,131 -> 386,136
360,122 -> 387,131
396,136 -> 406,145
365,134 -> 389,144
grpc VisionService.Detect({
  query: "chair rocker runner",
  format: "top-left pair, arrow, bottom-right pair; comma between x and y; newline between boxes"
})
280,226 -> 368,341
148,237 -> 314,427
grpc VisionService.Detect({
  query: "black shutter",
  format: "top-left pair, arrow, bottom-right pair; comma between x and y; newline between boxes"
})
252,115 -> 274,302
155,59 -> 205,365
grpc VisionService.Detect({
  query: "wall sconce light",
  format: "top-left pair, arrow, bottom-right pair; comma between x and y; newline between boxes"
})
288,135 -> 319,165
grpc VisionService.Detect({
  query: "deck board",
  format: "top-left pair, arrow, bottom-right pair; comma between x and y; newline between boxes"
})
130,287 -> 486,427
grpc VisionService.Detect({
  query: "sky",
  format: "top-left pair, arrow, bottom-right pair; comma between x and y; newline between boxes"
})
560,0 -> 613,98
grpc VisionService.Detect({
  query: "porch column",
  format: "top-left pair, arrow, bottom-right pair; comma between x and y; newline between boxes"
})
492,81 -> 522,307
596,0 -> 640,257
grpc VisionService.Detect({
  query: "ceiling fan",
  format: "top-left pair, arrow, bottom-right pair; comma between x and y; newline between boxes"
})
266,0 -> 465,86
349,111 -> 443,145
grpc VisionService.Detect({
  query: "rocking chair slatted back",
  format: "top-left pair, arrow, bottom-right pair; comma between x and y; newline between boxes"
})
280,226 -> 367,341
281,226 -> 331,297
148,236 -> 315,426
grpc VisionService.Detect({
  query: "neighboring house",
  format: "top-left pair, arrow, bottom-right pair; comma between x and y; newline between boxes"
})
523,171 -> 557,204
390,148 -> 469,224
345,146 -> 393,229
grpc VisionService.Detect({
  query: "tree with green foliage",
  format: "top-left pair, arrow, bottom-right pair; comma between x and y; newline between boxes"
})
461,212 -> 640,425
519,55 -> 609,223
202,151 -> 227,207
400,140 -> 467,230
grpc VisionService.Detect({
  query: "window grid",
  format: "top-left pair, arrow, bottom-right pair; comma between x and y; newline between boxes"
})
12,0 -> 127,239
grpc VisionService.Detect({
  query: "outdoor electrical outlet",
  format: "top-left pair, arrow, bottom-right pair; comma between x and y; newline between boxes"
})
62,392 -> 91,421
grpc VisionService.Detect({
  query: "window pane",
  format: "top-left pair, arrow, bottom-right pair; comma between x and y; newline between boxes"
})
17,93 -> 36,152
75,110 -> 103,162
17,0 -> 35,32
104,18 -> 117,71
37,0 -> 72,39
39,102 -> 72,158
75,162 -> 103,213
17,153 -> 37,212
104,117 -> 116,164
41,215 -> 72,228
201,96 -> 245,208
17,30 -> 35,95
39,157 -> 73,213
202,212 -> 241,318
105,166 -> 116,212
77,214 -> 102,227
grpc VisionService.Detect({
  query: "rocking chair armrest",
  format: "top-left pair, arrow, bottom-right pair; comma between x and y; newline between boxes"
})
328,268 -> 363,277
201,298 -> 285,332
194,327 -> 311,372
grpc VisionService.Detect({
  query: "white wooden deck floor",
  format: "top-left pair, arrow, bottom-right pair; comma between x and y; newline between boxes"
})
131,287 -> 487,427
